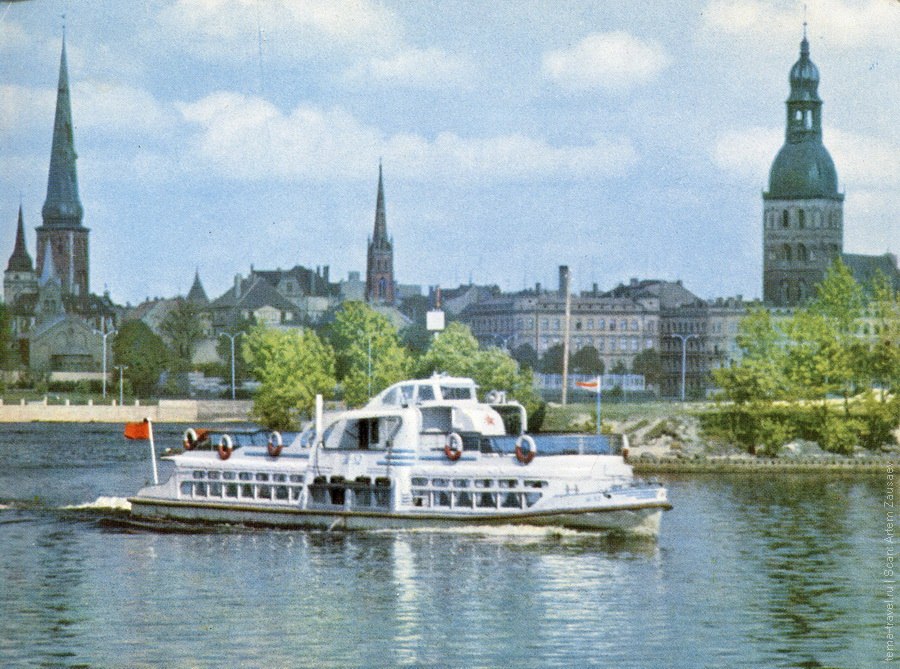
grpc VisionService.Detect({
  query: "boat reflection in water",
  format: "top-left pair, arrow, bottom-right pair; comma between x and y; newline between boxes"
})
129,375 -> 671,536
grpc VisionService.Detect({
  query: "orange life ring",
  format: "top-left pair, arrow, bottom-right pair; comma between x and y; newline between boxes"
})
267,431 -> 283,457
183,428 -> 210,451
515,434 -> 536,464
218,434 -> 233,461
444,432 -> 463,461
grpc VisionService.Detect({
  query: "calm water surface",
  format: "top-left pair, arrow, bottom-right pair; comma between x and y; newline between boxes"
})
0,423 -> 887,668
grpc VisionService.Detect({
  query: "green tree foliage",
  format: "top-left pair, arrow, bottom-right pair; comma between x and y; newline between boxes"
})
708,263 -> 900,453
327,302 -> 412,407
631,347 -> 661,388
159,299 -> 207,369
111,320 -> 170,396
510,343 -> 538,370
571,345 -> 604,375
417,322 -> 541,420
243,326 -> 336,430
538,344 -> 567,374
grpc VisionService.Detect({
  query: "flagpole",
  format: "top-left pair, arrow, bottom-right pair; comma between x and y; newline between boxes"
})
596,375 -> 602,435
146,418 -> 159,485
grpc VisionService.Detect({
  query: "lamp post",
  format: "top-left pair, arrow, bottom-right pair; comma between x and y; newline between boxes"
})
219,332 -> 242,400
114,365 -> 128,405
93,326 -> 117,399
668,333 -> 698,402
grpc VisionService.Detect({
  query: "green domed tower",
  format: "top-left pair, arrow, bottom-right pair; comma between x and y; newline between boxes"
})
762,28 -> 843,307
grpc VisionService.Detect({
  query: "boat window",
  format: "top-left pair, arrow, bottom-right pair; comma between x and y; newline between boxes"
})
239,472 -> 253,481
412,477 -> 428,486
432,478 -> 449,488
474,479 -> 493,488
258,485 -> 272,500
180,482 -> 192,496
383,388 -> 399,405
452,479 -> 470,488
241,484 -> 254,498
225,484 -> 238,498
275,486 -> 289,501
209,482 -> 222,497
207,471 -> 220,480
291,487 -> 302,501
524,480 -> 548,488
499,479 -> 518,488
273,474 -> 287,482
194,482 -> 208,497
434,490 -> 451,507
222,472 -> 235,480
476,492 -> 497,508
441,385 -> 474,400
193,471 -> 205,479
400,385 -> 415,405
418,385 -> 435,401
255,473 -> 269,482
501,492 -> 522,509
454,491 -> 473,508
289,474 -> 304,483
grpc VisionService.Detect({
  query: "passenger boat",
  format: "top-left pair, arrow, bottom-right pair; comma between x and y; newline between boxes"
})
128,375 -> 671,536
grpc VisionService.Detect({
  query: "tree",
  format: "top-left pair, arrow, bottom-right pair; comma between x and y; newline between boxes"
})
243,325 -> 336,430
111,320 -> 170,396
714,306 -> 787,404
631,348 -> 661,387
326,302 -> 412,407
511,343 -> 539,370
866,272 -> 900,397
159,299 -> 207,369
538,344 -> 566,374
571,345 -> 604,375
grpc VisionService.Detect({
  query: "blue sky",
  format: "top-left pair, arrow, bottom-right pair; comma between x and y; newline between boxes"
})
1,0 -> 897,307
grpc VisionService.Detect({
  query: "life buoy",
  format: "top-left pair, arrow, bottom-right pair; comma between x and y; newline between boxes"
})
444,432 -> 463,461
515,434 -> 537,464
218,434 -> 233,461
267,431 -> 283,457
183,428 -> 208,450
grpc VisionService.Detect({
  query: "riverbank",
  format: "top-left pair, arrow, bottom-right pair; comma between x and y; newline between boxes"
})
631,454 -> 894,474
0,399 -> 252,423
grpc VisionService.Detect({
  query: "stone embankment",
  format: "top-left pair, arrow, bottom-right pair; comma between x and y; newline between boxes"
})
0,398 -> 253,423
630,454 -> 895,474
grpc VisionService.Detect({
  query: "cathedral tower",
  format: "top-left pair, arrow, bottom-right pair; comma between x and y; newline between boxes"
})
35,36 -> 90,298
4,205 -> 38,305
365,163 -> 395,304
762,27 -> 843,307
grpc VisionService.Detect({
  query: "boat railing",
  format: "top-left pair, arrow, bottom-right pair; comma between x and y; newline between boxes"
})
491,433 -> 624,456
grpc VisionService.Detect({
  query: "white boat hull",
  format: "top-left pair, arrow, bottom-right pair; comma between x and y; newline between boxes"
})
128,495 -> 668,536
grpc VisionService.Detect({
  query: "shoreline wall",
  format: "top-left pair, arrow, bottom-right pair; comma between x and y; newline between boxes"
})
0,399 -> 253,423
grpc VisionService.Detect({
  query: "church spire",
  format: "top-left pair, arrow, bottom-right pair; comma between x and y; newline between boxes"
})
6,205 -> 34,273
41,34 -> 83,227
372,161 -> 388,245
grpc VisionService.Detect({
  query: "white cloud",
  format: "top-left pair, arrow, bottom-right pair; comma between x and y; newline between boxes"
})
74,81 -> 173,135
342,47 -> 476,89
702,0 -> 900,48
542,31 -> 670,92
176,91 -> 637,182
156,0 -> 401,61
712,126 -> 782,182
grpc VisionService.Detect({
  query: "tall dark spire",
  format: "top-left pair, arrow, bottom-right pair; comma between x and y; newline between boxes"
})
6,205 -> 34,273
372,161 -> 388,245
41,35 -> 83,226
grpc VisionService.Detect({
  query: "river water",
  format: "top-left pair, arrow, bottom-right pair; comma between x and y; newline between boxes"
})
0,423 -> 888,668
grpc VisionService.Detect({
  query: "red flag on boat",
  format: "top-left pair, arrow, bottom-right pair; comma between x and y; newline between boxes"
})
124,420 -> 151,440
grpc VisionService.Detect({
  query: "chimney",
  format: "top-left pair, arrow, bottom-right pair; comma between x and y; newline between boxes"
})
558,265 -> 569,296
234,274 -> 242,299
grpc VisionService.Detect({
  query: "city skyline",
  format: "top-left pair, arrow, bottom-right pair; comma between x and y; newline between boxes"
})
1,1 -> 897,307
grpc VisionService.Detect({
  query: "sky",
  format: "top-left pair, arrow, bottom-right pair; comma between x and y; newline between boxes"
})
1,0 -> 897,307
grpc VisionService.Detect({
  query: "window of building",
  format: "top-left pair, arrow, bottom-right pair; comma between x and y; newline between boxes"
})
782,210 -> 789,228
798,210 -> 805,229
797,244 -> 808,261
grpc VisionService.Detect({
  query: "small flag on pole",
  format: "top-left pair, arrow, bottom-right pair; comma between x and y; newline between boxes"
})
124,418 -> 158,485
124,420 -> 151,440
575,379 -> 601,393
